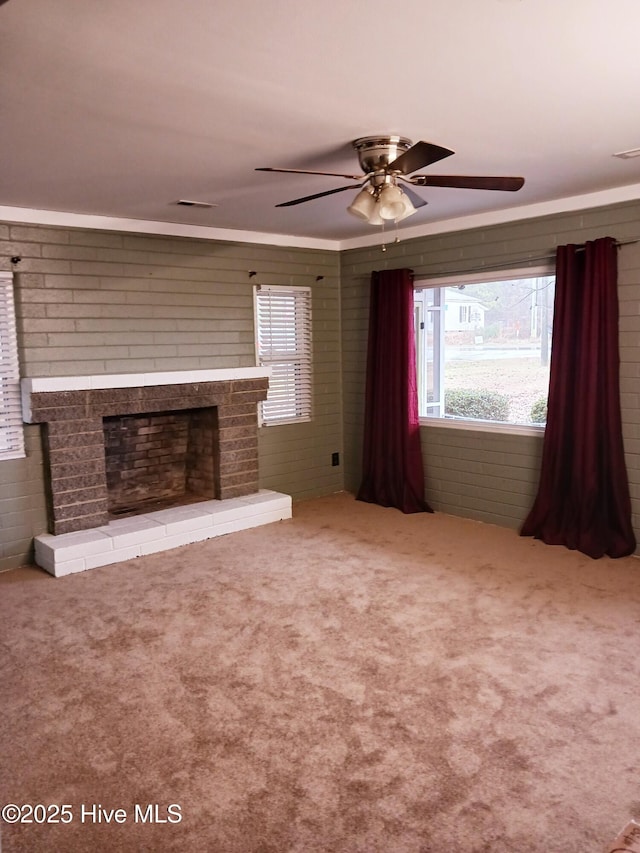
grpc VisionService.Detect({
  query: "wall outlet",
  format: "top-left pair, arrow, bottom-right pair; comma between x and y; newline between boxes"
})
331,452 -> 340,467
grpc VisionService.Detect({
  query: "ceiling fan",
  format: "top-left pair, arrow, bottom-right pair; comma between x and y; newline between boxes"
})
257,135 -> 525,226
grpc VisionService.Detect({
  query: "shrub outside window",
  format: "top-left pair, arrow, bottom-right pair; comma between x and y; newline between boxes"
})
414,267 -> 555,430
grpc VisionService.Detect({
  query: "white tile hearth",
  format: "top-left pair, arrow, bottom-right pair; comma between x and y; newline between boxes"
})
34,490 -> 292,577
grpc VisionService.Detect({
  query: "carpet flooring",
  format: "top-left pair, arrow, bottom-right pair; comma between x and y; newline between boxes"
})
1,492 -> 640,852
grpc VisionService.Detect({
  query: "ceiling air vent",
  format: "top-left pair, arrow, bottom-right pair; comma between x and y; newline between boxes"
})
175,199 -> 217,208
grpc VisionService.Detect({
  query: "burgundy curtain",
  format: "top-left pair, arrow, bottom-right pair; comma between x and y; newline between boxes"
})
357,268 -> 432,514
521,236 -> 635,558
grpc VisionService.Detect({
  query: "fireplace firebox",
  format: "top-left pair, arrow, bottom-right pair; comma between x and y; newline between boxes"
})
103,407 -> 219,517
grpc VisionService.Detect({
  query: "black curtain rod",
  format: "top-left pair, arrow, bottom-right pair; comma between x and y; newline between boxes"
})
418,238 -> 639,280
516,237 -> 638,265
575,238 -> 637,251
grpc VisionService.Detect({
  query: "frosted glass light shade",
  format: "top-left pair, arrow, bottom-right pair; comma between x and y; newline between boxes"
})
366,204 -> 385,226
394,195 -> 417,221
378,184 -> 406,220
347,188 -> 376,221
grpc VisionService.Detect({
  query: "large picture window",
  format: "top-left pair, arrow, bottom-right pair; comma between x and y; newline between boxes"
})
414,268 -> 555,430
254,285 -> 312,426
0,272 -> 25,459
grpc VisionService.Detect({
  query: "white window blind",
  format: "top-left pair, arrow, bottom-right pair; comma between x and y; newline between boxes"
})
0,272 -> 25,459
254,285 -> 312,425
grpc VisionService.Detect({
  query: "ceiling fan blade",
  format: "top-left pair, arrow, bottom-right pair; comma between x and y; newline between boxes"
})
256,167 -> 363,180
388,141 -> 455,175
410,175 -> 525,191
399,184 -> 428,209
275,184 -> 362,207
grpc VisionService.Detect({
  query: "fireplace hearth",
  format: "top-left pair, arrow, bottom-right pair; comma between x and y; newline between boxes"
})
22,369 -> 292,576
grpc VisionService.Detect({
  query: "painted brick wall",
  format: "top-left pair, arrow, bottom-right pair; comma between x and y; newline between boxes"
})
341,200 -> 640,537
0,223 -> 343,567
420,427 -> 544,528
0,427 -> 47,571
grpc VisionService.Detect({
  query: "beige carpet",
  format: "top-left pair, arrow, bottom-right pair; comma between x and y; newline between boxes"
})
1,492 -> 640,852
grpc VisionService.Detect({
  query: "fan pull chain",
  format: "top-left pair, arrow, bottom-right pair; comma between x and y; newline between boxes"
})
380,219 -> 403,252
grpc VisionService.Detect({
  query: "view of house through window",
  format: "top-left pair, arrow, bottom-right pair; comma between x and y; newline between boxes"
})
414,268 -> 555,428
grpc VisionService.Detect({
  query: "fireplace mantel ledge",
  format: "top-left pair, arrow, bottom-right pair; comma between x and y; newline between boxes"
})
21,366 -> 271,423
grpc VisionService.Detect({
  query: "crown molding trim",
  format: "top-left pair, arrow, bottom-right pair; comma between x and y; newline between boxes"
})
0,206 -> 340,252
2,181 -> 640,254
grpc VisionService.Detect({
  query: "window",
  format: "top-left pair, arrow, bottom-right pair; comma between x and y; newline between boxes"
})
254,284 -> 312,425
414,267 -> 555,430
0,272 -> 25,459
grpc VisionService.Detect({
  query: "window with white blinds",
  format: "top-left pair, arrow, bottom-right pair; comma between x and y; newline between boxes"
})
254,285 -> 312,425
0,273 -> 25,460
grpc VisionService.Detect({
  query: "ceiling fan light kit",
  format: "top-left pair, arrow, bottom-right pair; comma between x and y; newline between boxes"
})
257,134 -> 525,231
347,183 -> 417,225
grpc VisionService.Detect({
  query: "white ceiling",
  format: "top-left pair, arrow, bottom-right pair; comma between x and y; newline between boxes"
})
2,0 -> 640,247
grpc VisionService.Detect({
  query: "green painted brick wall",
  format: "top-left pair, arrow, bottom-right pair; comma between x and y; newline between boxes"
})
0,427 -> 47,571
0,224 -> 343,568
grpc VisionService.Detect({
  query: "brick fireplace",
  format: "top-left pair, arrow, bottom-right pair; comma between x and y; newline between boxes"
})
21,369 -> 292,576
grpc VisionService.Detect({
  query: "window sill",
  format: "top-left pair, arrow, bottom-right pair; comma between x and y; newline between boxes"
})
0,449 -> 27,461
419,417 -> 545,438
260,416 -> 312,428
